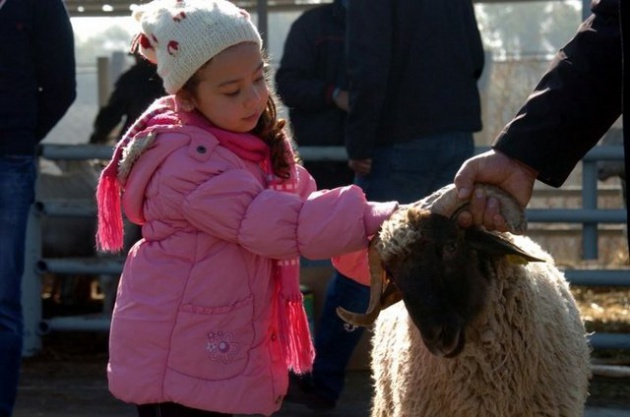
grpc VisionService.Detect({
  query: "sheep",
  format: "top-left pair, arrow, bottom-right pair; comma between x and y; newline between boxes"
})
337,184 -> 591,417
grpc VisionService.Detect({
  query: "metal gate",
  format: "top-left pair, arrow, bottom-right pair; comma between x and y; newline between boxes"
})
22,143 -> 630,356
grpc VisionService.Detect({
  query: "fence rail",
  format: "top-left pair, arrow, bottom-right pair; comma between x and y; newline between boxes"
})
22,143 -> 630,356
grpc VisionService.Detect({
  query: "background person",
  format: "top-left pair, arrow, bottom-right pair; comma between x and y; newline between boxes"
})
90,52 -> 166,256
292,0 -> 486,410
0,0 -> 76,416
274,0 -> 356,410
89,52 -> 165,145
275,0 -> 353,191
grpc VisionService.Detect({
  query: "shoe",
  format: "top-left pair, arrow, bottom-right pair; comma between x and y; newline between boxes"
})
285,373 -> 336,411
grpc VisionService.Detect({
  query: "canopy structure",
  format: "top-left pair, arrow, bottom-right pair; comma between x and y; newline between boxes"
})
64,0 -> 588,17
64,0 -> 323,16
65,0 -> 324,46
65,0 -> 590,48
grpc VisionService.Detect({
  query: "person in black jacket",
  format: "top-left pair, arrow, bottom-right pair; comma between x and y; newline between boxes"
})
275,0 -> 353,190
0,0 -> 76,415
280,0 -> 485,411
454,0 -> 629,250
89,53 -> 165,144
345,0 -> 484,179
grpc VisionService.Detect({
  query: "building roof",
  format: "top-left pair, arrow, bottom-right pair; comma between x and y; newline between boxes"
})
65,0 -> 545,17
65,0 -> 327,17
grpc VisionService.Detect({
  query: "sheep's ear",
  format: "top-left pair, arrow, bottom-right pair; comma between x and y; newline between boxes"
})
380,275 -> 403,310
465,227 -> 545,263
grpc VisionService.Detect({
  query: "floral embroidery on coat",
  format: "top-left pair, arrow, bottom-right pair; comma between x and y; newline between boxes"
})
206,331 -> 239,364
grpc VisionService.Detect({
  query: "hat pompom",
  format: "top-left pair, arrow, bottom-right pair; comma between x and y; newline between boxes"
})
130,33 -> 157,63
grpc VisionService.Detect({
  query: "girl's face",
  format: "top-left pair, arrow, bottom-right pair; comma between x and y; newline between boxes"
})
183,42 -> 269,133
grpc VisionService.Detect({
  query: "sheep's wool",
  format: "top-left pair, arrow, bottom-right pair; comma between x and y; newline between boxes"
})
370,235 -> 591,417
376,207 -> 422,264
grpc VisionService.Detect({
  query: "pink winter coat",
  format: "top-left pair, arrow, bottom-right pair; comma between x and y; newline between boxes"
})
106,117 -> 397,415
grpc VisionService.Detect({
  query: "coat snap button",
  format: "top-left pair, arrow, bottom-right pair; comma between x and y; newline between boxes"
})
196,145 -> 206,154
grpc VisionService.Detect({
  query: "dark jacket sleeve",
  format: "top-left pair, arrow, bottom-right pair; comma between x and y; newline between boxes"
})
344,0 -> 392,160
493,0 -> 621,187
275,12 -> 331,111
34,0 -> 76,140
91,71 -> 134,143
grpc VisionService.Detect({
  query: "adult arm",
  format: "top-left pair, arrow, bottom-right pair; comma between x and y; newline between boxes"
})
454,0 -> 621,231
493,0 -> 621,187
34,0 -> 76,140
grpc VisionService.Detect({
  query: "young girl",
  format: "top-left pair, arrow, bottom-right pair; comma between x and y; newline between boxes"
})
96,1 -> 398,416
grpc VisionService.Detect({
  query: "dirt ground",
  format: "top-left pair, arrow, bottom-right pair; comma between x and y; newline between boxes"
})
14,331 -> 377,417
15,265 -> 630,416
15,332 -> 133,417
12,324 -> 630,417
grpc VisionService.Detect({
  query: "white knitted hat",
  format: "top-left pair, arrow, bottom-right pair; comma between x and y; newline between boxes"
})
132,0 -> 262,94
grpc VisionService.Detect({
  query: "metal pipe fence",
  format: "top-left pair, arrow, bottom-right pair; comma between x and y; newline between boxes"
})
22,143 -> 630,356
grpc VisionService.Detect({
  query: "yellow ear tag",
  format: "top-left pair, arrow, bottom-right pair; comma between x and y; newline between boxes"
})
506,254 -> 530,265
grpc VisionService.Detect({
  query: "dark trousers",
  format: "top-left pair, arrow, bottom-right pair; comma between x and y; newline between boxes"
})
0,155 -> 36,417
137,402 -> 232,417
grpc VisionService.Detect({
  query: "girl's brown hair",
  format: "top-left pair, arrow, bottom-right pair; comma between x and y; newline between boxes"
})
252,93 -> 295,179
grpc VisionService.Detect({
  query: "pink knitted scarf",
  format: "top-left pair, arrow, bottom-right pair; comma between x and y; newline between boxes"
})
96,96 -> 314,374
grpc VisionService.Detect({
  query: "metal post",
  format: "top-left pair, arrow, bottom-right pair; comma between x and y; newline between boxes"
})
582,0 -> 590,21
110,51 -> 126,86
21,205 -> 42,357
97,56 -> 110,108
256,0 -> 268,48
582,160 -> 599,259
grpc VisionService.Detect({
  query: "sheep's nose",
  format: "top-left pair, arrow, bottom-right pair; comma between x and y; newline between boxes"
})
420,317 -> 465,358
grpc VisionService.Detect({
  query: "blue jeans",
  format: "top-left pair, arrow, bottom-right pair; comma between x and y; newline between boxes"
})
0,155 -> 36,417
312,132 -> 474,402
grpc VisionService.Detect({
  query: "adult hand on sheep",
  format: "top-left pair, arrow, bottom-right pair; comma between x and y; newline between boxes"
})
453,149 -> 538,233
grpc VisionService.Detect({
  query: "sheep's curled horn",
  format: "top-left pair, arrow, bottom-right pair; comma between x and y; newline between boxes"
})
336,183 -> 528,327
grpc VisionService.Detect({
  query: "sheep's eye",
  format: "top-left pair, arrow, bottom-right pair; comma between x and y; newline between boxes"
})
443,242 -> 458,256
